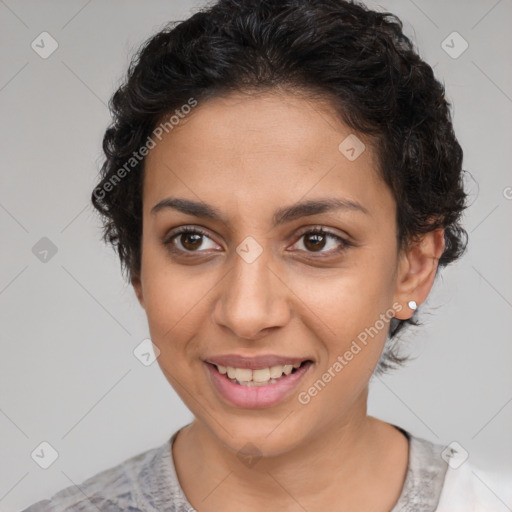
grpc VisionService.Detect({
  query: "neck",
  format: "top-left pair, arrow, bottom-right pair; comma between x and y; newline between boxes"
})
172,394 -> 408,511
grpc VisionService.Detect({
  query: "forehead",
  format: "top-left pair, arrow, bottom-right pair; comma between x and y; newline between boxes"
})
142,91 -> 394,222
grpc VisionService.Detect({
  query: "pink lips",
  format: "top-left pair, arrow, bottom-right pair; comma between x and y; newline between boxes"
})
204,358 -> 313,409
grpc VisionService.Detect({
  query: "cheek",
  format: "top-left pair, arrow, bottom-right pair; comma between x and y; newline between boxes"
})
288,248 -> 397,337
285,253 -> 398,397
139,245 -> 207,357
143,278 -> 205,351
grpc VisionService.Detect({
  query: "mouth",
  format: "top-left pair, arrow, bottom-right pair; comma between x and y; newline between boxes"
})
204,359 -> 313,408
207,360 -> 312,386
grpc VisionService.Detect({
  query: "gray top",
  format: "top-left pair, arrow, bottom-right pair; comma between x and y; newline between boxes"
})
21,425 -> 448,511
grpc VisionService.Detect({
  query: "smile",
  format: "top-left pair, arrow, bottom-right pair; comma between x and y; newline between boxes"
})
204,359 -> 313,408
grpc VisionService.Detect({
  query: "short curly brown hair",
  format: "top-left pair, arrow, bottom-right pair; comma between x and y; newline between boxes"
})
91,0 -> 468,373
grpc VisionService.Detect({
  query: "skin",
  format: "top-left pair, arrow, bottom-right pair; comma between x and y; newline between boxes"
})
132,89 -> 445,511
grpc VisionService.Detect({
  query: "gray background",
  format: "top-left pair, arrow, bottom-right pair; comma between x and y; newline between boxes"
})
1,0 -> 511,509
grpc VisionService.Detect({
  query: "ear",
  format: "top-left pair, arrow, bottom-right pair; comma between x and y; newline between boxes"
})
131,273 -> 145,310
393,228 -> 445,320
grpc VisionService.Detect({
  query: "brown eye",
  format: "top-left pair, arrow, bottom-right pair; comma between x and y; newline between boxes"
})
164,227 -> 219,253
180,232 -> 203,251
303,231 -> 328,252
291,227 -> 349,255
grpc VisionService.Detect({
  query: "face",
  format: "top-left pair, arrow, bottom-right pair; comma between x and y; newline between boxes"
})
133,90 -> 422,456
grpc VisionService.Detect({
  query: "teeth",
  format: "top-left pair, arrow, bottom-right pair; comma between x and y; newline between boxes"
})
234,368 -> 252,382
269,365 -> 283,379
214,362 -> 305,384
253,368 -> 270,382
238,379 -> 281,387
283,364 -> 293,375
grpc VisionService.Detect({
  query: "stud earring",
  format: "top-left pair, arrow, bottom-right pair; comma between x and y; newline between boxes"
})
408,300 -> 417,310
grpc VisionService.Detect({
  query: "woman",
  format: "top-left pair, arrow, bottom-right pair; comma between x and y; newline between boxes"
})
21,0 -> 505,510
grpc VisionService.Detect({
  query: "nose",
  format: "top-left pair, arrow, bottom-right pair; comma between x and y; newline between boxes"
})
213,247 -> 290,340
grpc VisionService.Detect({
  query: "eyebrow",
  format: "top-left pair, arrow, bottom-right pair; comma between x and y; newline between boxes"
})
150,196 -> 369,227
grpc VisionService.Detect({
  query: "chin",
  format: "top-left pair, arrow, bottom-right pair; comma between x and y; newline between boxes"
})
205,414 -> 311,459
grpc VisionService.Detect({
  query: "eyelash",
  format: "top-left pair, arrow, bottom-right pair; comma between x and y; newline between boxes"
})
163,225 -> 351,257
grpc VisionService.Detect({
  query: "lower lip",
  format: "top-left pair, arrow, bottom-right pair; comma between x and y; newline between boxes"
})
205,361 -> 312,408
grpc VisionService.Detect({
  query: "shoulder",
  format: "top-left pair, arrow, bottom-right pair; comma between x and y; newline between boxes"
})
390,430 -> 449,510
392,427 -> 512,511
436,462 -> 512,512
19,440 -> 172,512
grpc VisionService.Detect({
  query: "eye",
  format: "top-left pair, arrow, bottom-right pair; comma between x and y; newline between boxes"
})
164,226 -> 220,253
290,227 -> 350,255
163,225 -> 351,257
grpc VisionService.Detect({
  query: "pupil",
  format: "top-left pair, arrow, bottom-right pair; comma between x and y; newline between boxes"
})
305,233 -> 325,251
182,233 -> 202,250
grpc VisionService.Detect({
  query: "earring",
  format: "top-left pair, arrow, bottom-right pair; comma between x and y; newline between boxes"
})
408,300 -> 417,310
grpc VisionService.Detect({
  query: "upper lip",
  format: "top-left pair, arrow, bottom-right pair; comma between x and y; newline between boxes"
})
205,354 -> 312,370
